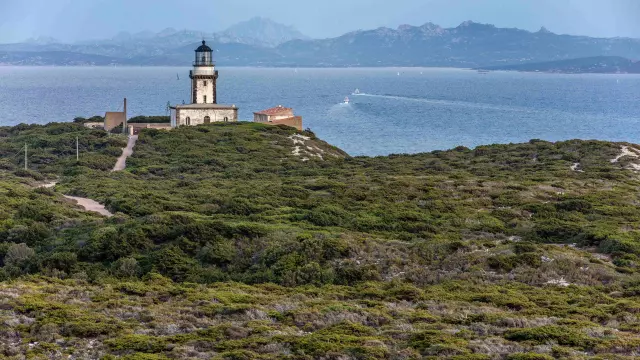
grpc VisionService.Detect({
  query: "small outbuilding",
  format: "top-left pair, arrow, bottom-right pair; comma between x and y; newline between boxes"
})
253,105 -> 303,131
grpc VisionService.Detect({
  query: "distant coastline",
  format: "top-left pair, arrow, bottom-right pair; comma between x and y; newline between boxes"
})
476,56 -> 640,74
3,62 -> 640,75
2,60 -> 640,74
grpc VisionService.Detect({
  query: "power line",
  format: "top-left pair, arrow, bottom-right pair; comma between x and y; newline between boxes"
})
4,146 -> 25,159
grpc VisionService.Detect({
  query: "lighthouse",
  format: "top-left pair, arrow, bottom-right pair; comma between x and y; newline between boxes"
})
170,40 -> 238,127
190,40 -> 218,104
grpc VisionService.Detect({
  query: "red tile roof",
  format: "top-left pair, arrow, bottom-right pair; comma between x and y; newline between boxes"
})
254,105 -> 293,116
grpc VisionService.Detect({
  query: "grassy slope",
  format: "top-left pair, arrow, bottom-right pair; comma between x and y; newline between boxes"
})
1,122 -> 640,359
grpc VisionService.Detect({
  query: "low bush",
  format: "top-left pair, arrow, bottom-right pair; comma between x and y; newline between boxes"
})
504,326 -> 595,348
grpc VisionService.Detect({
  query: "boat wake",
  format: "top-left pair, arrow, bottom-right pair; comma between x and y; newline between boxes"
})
352,93 -> 535,113
351,92 -> 639,123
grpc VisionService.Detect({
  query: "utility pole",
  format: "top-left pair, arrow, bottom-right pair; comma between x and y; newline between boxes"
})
24,143 -> 27,170
76,137 -> 79,161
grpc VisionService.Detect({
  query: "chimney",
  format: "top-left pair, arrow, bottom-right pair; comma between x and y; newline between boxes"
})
123,98 -> 127,134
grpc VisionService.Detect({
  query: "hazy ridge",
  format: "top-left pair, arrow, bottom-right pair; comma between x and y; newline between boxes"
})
2,19 -> 640,68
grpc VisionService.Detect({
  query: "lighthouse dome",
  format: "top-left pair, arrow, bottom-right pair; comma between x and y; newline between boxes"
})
196,40 -> 212,52
194,40 -> 213,66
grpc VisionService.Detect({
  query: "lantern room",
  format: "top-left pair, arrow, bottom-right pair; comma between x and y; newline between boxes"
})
194,40 -> 213,66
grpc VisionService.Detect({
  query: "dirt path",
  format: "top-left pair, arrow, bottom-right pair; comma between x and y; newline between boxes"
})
63,195 -> 113,217
38,181 -> 113,217
34,137 -> 135,217
611,146 -> 640,163
112,135 -> 138,172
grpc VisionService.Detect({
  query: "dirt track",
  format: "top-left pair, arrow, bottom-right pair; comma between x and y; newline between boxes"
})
63,195 -> 113,217
39,182 -> 113,217
112,135 -> 138,171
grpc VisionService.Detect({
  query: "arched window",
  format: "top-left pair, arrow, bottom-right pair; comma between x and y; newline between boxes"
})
224,117 -> 229,122
185,117 -> 191,126
204,116 -> 211,124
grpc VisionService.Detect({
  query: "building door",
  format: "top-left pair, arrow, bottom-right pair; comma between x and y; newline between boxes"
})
186,117 -> 191,126
224,117 -> 229,122
204,116 -> 211,124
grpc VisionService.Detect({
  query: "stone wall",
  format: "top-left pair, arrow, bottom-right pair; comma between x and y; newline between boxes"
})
254,111 -> 295,124
270,116 -> 303,131
176,108 -> 238,126
254,114 -> 268,123
128,123 -> 172,135
83,122 -> 104,129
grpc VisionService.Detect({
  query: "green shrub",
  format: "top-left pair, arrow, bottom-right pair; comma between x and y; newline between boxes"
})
63,320 -> 120,338
513,242 -> 537,254
504,326 -> 595,348
150,245 -> 199,281
306,205 -> 352,227
105,334 -> 169,353
409,330 -> 467,354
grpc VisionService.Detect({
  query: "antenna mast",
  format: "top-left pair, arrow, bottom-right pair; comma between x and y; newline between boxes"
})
24,143 -> 27,170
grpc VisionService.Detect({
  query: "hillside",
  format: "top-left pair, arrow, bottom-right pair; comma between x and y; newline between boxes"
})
3,21 -> 640,67
478,56 -> 640,74
2,122 -> 640,358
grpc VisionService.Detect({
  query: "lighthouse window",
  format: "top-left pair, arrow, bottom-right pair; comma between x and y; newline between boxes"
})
204,95 -> 207,103
203,81 -> 207,87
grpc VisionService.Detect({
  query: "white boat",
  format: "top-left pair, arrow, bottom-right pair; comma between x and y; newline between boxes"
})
397,72 -> 400,76
343,96 -> 350,104
352,88 -> 360,95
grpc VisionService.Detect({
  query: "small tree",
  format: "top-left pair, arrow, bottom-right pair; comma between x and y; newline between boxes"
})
5,243 -> 35,267
114,257 -> 140,278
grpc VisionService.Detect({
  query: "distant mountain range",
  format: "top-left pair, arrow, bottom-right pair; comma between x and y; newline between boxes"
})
218,17 -> 309,47
2,20 -> 640,69
477,56 -> 640,74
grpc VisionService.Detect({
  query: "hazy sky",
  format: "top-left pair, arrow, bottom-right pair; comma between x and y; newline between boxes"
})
1,0 -> 640,43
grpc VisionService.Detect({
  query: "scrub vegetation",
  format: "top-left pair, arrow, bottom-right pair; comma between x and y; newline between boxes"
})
1,121 -> 640,359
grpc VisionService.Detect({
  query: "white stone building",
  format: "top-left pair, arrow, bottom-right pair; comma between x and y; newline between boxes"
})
170,41 -> 238,127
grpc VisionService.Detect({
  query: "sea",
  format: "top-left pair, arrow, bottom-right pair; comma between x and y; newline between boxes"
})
1,66 -> 639,156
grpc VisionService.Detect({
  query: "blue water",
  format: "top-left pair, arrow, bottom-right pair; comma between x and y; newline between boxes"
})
1,66 -> 639,156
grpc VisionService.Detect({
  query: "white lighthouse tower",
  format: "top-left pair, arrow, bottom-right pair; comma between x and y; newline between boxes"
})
190,40 -> 218,104
170,40 -> 238,127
